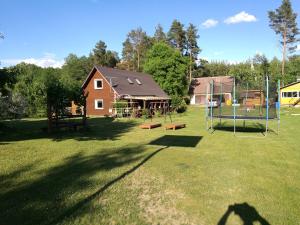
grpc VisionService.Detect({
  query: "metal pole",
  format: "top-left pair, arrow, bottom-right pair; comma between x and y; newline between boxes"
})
233,77 -> 236,136
265,75 -> 269,136
206,85 -> 209,130
244,83 -> 248,128
219,82 -> 222,125
277,79 -> 280,135
210,80 -> 214,131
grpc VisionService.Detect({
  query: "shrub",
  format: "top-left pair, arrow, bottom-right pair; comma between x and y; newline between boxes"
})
171,95 -> 187,113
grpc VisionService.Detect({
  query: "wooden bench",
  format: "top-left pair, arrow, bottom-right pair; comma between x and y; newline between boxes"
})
165,123 -> 186,130
139,123 -> 161,130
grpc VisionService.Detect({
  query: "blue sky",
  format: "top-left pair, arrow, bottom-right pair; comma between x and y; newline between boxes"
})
0,0 -> 300,68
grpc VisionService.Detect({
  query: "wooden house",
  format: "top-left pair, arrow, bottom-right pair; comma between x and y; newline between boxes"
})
81,66 -> 170,116
239,90 -> 264,106
280,80 -> 300,106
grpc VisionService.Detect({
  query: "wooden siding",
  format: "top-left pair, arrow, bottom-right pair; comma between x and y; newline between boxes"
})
280,82 -> 300,106
84,70 -> 116,116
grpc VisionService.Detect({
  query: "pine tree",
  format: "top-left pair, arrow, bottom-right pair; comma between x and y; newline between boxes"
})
92,40 -> 119,67
268,0 -> 299,77
186,23 -> 201,82
92,41 -> 107,66
167,20 -> 186,55
122,38 -> 134,70
154,24 -> 167,42
122,27 -> 152,71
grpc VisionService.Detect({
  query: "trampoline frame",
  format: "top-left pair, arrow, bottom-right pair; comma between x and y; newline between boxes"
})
206,76 -> 281,136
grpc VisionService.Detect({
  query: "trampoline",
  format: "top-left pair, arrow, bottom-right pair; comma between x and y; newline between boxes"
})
205,76 -> 281,136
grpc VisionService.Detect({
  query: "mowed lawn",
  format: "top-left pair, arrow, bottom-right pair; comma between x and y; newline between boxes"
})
0,107 -> 300,225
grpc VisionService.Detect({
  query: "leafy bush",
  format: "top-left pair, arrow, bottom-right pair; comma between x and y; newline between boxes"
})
0,92 -> 27,119
184,96 -> 191,105
112,100 -> 128,109
171,95 -> 187,113
141,108 -> 150,120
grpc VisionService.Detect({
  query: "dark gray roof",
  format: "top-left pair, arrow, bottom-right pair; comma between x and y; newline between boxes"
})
83,66 -> 169,99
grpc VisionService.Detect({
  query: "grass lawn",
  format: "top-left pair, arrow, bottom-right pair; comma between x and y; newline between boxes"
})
1,106 -> 300,225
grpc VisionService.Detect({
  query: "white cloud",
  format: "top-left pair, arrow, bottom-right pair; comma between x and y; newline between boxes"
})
296,45 -> 300,51
201,19 -> 219,28
1,53 -> 64,68
224,11 -> 257,24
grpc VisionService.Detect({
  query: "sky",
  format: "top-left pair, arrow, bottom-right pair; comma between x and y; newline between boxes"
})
0,0 -> 300,68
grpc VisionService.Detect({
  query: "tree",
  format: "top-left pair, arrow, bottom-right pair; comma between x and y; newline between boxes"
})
253,54 -> 270,78
268,0 -> 299,77
92,40 -> 119,67
122,27 -> 152,71
286,55 -> 300,84
154,24 -> 167,42
186,23 -> 200,82
0,68 -> 17,96
206,61 -> 231,77
105,50 -> 119,68
121,37 -> 135,70
143,42 -> 188,97
13,63 -> 45,116
0,90 -> 28,120
193,59 -> 209,77
62,54 -> 92,82
269,57 -> 282,81
92,41 -> 107,66
167,19 -> 186,55
229,62 -> 257,87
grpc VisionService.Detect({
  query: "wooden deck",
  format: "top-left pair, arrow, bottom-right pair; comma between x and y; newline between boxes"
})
165,123 -> 186,130
139,123 -> 162,129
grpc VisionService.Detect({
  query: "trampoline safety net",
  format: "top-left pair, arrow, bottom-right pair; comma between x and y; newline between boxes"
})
207,76 -> 279,120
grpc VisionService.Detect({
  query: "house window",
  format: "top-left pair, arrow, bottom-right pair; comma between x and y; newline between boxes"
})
292,92 -> 298,97
127,78 -> 133,84
94,79 -> 103,89
95,99 -> 103,109
282,92 -> 286,98
135,78 -> 142,85
282,91 -> 299,98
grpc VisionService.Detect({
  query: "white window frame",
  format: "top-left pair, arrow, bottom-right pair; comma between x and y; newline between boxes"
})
94,79 -> 103,89
282,92 -> 286,98
95,99 -> 104,109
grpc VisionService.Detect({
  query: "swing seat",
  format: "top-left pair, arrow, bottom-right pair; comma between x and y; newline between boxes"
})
165,123 -> 186,130
139,123 -> 161,130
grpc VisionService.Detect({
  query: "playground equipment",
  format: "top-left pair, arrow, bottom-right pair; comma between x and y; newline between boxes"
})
206,76 -> 280,136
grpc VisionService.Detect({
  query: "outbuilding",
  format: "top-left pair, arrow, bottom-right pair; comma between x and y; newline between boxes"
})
280,80 -> 300,106
189,76 -> 234,105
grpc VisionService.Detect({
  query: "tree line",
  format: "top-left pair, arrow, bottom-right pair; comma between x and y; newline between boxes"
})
0,0 -> 299,119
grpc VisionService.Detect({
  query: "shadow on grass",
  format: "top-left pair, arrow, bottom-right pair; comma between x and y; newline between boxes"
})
0,117 -> 137,144
218,202 -> 270,225
0,143 -> 166,225
212,121 -> 271,133
149,135 -> 202,148
47,146 -> 167,225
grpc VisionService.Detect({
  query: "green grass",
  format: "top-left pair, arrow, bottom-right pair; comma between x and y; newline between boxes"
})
1,107 -> 300,225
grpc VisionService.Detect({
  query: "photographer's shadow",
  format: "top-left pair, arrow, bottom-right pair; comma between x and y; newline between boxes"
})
217,202 -> 270,225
